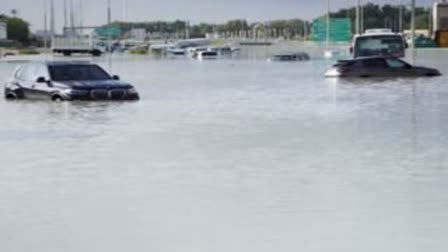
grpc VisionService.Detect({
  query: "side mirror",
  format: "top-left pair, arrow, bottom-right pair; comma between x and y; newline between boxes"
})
349,47 -> 353,54
37,76 -> 53,87
405,43 -> 409,49
112,75 -> 120,80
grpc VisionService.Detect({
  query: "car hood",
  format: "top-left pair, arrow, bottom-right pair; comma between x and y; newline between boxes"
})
55,80 -> 134,90
414,66 -> 441,75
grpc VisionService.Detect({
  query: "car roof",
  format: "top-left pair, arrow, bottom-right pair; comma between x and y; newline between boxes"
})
340,56 -> 399,62
25,61 -> 94,66
353,33 -> 403,40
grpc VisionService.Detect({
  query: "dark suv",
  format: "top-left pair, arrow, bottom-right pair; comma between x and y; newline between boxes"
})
4,61 -> 139,101
325,56 -> 441,78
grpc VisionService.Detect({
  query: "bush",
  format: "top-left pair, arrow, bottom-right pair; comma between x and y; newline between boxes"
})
129,47 -> 148,55
18,48 -> 39,55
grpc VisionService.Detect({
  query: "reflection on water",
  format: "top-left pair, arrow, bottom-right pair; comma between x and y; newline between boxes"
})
1,46 -> 448,252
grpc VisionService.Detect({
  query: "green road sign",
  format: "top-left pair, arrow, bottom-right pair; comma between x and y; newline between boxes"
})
312,18 -> 351,42
95,25 -> 121,37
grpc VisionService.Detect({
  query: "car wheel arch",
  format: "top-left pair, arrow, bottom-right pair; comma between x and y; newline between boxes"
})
5,92 -> 18,100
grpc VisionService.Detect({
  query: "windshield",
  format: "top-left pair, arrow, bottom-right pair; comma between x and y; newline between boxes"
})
354,35 -> 405,58
49,65 -> 111,81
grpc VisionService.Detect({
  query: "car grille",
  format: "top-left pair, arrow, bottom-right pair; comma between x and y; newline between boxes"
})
110,89 -> 126,100
90,89 -> 127,100
90,89 -> 109,100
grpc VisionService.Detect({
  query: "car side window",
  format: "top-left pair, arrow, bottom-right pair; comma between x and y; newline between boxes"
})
386,59 -> 407,69
35,64 -> 50,80
14,66 -> 24,79
16,65 -> 28,80
25,64 -> 38,81
363,59 -> 387,68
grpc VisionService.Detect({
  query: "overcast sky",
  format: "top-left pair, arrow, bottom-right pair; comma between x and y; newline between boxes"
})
0,0 -> 435,32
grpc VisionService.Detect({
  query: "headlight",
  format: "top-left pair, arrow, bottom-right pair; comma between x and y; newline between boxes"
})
127,87 -> 138,94
62,88 -> 74,95
325,68 -> 342,77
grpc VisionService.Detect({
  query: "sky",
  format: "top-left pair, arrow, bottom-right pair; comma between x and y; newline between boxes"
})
0,0 -> 436,32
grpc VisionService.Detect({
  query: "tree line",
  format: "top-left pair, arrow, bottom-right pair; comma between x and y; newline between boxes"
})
1,2 -> 434,46
111,19 -> 309,39
330,3 -> 431,32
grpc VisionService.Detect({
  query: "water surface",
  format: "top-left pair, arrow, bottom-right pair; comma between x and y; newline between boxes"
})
1,47 -> 448,252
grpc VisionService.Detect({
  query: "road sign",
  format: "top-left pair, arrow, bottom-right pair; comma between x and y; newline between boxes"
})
312,18 -> 351,42
95,25 -> 121,37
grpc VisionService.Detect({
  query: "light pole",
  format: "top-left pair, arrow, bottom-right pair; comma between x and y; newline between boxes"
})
326,0 -> 330,49
398,0 -> 403,33
411,0 -> 416,64
356,0 -> 360,35
43,0 -> 48,49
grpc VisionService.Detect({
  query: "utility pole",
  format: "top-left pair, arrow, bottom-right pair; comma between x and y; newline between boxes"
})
50,0 -> 55,36
303,20 -> 307,41
79,0 -> 83,35
70,0 -> 75,35
64,0 -> 68,34
356,0 -> 360,35
360,0 -> 364,33
326,0 -> 330,49
107,0 -> 112,25
411,0 -> 416,65
107,0 -> 112,54
43,0 -> 48,49
399,1 -> 403,33
186,21 -> 190,39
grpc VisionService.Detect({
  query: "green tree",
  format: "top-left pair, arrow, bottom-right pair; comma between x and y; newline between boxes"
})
6,17 -> 30,44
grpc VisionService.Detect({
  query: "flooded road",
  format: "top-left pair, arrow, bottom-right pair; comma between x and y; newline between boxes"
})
1,48 -> 448,252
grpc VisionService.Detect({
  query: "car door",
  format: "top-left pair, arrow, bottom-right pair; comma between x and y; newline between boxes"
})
30,63 -> 53,100
355,59 -> 388,77
385,58 -> 419,77
15,64 -> 39,99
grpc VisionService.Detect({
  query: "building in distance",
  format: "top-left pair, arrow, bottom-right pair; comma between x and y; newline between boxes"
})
0,21 -> 7,40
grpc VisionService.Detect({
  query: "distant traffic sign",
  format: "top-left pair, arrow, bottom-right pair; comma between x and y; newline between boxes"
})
312,18 -> 351,42
95,25 -> 121,37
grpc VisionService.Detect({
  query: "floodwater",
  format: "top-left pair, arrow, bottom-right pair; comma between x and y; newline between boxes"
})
1,46 -> 448,252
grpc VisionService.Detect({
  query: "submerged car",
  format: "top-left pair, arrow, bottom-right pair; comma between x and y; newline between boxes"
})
325,56 -> 441,78
4,61 -> 139,101
268,52 -> 310,62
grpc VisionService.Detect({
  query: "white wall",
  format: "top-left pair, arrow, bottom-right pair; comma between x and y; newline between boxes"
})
0,22 -> 7,40
434,3 -> 448,32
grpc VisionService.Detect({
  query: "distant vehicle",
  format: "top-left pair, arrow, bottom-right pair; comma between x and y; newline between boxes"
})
52,35 -> 102,56
209,46 -> 233,56
268,52 -> 310,62
167,47 -> 186,56
351,29 -> 407,58
4,61 -> 139,101
197,51 -> 218,60
187,47 -> 208,58
175,38 -> 210,49
325,56 -> 441,78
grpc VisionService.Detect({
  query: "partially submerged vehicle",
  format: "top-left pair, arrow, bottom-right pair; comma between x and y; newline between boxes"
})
167,47 -> 186,56
268,52 -> 310,62
351,29 -> 407,59
325,56 -> 441,78
197,51 -> 218,60
4,61 -> 139,101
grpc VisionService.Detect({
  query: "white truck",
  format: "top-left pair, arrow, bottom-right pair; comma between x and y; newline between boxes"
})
52,35 -> 102,56
350,29 -> 407,59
